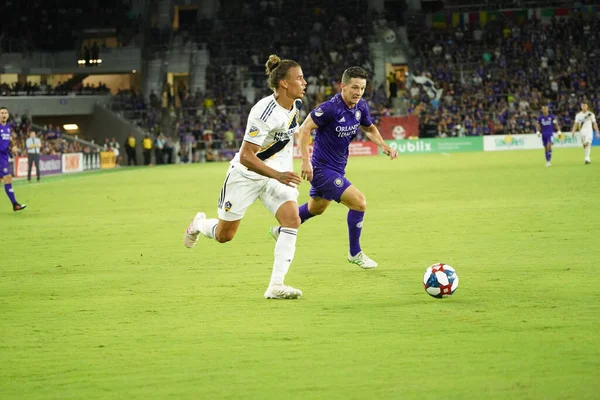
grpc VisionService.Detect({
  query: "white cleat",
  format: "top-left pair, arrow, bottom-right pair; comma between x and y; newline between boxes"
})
546,161 -> 551,167
183,212 -> 206,248
264,284 -> 303,299
348,251 -> 378,269
269,226 -> 280,241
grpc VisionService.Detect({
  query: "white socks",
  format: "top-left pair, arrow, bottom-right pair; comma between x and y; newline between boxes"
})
584,145 -> 591,161
198,218 -> 218,239
269,227 -> 298,286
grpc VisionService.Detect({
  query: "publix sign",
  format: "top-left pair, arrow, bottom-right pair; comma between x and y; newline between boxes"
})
382,137 -> 483,155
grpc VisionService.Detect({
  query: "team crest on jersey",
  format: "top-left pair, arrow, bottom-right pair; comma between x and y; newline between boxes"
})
314,107 -> 324,117
355,110 -> 361,121
247,125 -> 259,137
224,201 -> 232,212
334,178 -> 343,187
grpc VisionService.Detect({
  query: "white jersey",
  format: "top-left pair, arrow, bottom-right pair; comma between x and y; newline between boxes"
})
231,94 -> 300,180
575,111 -> 596,134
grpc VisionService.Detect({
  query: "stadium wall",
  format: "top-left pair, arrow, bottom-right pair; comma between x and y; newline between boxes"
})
12,151 -> 117,179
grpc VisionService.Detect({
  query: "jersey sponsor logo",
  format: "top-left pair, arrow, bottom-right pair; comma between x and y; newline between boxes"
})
355,110 -> 361,121
247,125 -> 260,137
314,107 -> 324,117
336,123 -> 360,137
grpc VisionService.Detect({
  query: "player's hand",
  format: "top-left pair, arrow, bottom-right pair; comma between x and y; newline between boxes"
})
301,159 -> 313,181
382,145 -> 398,160
596,131 -> 600,139
536,132 -> 541,137
277,171 -> 302,188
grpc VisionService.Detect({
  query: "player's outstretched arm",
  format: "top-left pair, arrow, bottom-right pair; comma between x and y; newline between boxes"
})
361,124 -> 398,159
239,141 -> 302,187
297,115 -> 317,181
593,121 -> 599,138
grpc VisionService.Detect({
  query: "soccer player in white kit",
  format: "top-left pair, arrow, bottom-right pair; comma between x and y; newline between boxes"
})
183,55 -> 306,299
571,102 -> 600,164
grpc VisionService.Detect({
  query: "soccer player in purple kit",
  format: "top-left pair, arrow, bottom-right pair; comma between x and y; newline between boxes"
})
535,105 -> 561,167
271,66 -> 398,268
0,107 -> 26,212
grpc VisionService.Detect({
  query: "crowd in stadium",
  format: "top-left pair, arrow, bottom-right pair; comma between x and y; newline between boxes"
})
110,6 -> 600,159
3,113 -> 93,157
408,12 -> 600,137
0,81 -> 111,96
111,0 -> 392,161
4,0 -> 600,163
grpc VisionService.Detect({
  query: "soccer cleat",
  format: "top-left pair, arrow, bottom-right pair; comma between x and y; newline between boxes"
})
546,161 -> 551,167
13,203 -> 26,212
269,226 -> 280,241
348,251 -> 378,269
264,284 -> 303,299
183,212 -> 206,248
585,160 -> 591,165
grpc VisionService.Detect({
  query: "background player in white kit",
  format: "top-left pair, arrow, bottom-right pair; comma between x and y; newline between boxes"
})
183,54 -> 306,299
571,102 -> 600,164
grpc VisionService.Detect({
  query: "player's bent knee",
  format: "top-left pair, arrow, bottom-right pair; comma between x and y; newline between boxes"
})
215,232 -> 234,243
354,196 -> 367,212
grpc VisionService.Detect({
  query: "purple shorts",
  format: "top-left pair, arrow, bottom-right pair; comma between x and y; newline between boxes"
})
309,167 -> 352,202
0,153 -> 9,177
542,134 -> 553,146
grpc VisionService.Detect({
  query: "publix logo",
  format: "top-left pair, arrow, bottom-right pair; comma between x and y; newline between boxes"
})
390,141 -> 433,153
496,135 -> 525,147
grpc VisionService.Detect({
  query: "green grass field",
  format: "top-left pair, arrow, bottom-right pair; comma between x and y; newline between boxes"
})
2,148 -> 599,400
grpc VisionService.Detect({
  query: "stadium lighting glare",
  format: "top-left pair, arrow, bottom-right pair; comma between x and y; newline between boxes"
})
63,124 -> 79,131
97,59 -> 103,64
132,69 -> 137,73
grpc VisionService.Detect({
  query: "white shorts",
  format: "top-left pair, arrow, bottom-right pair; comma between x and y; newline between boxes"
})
577,131 -> 593,145
217,165 -> 299,221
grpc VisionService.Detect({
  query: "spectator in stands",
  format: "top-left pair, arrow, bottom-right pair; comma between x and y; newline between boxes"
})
125,132 -> 137,165
154,134 -> 165,165
142,133 -> 153,165
164,136 -> 175,164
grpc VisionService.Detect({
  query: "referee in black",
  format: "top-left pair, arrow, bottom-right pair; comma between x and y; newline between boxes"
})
26,130 -> 41,182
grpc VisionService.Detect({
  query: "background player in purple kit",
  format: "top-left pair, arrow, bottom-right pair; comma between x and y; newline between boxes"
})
271,67 -> 398,268
535,105 -> 561,167
0,107 -> 26,212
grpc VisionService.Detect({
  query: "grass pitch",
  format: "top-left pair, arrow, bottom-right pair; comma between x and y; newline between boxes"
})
1,148 -> 599,399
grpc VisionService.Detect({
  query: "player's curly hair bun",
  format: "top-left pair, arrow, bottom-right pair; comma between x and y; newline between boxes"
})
264,54 -> 300,91
265,54 -> 281,75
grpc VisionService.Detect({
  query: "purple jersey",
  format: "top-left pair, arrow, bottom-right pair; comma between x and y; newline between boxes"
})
310,94 -> 373,173
0,123 -> 11,153
537,114 -> 556,136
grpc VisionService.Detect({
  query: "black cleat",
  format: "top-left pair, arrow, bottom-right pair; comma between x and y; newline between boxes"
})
13,203 -> 27,212
585,161 -> 591,165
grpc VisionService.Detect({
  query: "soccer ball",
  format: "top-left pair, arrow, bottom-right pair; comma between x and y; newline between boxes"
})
423,263 -> 459,298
